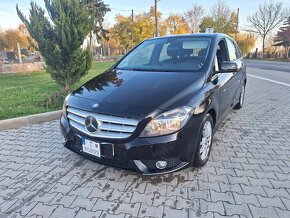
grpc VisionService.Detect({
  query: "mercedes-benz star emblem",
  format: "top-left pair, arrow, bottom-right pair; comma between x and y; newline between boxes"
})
85,115 -> 99,133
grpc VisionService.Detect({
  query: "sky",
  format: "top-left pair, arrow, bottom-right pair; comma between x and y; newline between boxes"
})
1,0 -> 290,30
0,0 -> 289,51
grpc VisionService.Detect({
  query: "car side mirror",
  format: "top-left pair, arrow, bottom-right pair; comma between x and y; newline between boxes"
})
220,61 -> 238,73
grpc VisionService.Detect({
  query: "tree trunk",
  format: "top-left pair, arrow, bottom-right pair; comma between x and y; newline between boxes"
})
262,36 -> 265,60
63,85 -> 70,93
89,31 -> 93,48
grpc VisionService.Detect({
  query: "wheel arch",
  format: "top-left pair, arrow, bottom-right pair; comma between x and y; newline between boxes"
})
207,108 -> 216,127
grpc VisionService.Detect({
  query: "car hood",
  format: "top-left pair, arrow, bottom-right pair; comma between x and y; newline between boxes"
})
70,69 -> 205,118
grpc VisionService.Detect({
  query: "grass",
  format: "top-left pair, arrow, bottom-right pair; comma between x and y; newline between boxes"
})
0,61 -> 114,120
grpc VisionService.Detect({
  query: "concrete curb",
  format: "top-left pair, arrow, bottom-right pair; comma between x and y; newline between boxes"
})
0,110 -> 62,131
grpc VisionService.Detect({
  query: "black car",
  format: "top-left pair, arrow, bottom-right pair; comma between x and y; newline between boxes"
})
60,33 -> 246,175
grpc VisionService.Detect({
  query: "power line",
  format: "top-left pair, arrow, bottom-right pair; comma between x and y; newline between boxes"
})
111,7 -> 145,13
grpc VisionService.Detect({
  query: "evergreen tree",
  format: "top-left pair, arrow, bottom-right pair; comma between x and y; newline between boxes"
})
87,0 -> 111,46
17,0 -> 97,92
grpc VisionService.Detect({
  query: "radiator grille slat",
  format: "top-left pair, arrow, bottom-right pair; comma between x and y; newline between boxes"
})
67,106 -> 138,139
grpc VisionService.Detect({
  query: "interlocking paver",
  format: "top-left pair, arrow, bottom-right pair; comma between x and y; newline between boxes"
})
138,203 -> 163,217
50,205 -> 80,218
233,192 -> 260,207
74,208 -> 102,218
48,193 -> 76,208
248,205 -> 279,218
27,202 -> 57,218
70,196 -> 97,210
0,76 -> 290,217
256,195 -> 286,209
222,202 -> 251,217
163,206 -> 187,217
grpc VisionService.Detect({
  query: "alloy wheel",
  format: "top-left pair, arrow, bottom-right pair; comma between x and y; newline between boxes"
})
240,85 -> 245,106
199,121 -> 213,161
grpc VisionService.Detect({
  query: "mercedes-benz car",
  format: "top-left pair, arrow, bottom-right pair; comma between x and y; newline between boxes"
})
60,33 -> 246,175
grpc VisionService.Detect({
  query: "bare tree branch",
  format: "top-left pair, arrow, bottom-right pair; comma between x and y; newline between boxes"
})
184,2 -> 205,33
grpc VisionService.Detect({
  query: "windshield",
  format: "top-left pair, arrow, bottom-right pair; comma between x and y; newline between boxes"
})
117,37 -> 211,72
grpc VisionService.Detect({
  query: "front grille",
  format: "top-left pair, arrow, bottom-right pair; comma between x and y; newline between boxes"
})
67,106 -> 139,139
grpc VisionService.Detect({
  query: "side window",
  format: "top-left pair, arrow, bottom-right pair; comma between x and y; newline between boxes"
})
226,38 -> 237,61
234,42 -> 242,59
159,43 -> 170,62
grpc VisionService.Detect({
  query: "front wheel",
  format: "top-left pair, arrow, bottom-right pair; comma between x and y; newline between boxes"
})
192,114 -> 214,167
234,84 -> 245,110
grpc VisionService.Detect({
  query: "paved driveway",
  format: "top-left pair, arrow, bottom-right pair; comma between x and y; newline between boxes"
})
0,76 -> 290,218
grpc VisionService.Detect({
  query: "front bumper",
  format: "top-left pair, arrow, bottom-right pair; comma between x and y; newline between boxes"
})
60,114 -> 202,175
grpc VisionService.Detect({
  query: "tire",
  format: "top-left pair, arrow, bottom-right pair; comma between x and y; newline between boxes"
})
192,114 -> 214,167
234,84 -> 245,110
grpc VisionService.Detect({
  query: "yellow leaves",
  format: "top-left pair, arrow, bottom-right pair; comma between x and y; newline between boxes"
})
233,33 -> 256,56
110,9 -> 191,51
0,28 -> 30,51
165,14 -> 190,35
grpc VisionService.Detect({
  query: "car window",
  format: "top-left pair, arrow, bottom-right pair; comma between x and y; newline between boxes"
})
124,43 -> 155,66
234,42 -> 242,59
226,38 -> 238,61
117,37 -> 211,72
159,43 -> 170,62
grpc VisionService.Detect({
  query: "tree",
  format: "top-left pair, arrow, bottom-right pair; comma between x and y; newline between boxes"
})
247,1 -> 289,59
16,0 -> 96,92
274,16 -> 290,59
134,7 -> 166,41
87,0 -> 111,46
184,2 -> 205,33
199,0 -> 236,34
0,29 -> 29,51
210,0 -> 230,21
165,14 -> 190,35
0,31 -> 8,50
235,33 -> 256,56
112,15 -> 133,52
111,7 -> 166,52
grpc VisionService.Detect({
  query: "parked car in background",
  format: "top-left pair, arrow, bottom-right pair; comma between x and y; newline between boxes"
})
60,33 -> 246,175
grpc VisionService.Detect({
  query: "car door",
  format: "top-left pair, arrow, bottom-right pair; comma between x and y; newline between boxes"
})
225,37 -> 245,107
212,38 -> 236,122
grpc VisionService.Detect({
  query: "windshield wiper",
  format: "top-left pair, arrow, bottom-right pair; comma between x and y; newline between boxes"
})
116,67 -> 198,73
116,67 -> 149,71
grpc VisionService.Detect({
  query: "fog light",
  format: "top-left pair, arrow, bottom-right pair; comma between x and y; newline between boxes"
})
156,161 -> 167,169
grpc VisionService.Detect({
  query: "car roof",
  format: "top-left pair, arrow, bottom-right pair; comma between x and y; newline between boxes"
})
148,33 -> 229,41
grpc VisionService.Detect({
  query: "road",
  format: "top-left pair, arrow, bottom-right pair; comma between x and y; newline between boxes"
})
246,60 -> 290,73
0,61 -> 289,217
246,60 -> 290,85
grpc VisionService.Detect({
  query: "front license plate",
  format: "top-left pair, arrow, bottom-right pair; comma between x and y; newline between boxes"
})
82,138 -> 101,158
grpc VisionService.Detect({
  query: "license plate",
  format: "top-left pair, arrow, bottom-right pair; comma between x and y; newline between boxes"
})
82,138 -> 101,158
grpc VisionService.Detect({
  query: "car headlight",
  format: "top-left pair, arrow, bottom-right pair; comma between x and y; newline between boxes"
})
140,106 -> 193,137
62,95 -> 70,119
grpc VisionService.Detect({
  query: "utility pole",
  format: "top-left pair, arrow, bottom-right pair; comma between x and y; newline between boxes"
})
131,9 -> 134,48
235,8 -> 239,40
154,0 -> 158,37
